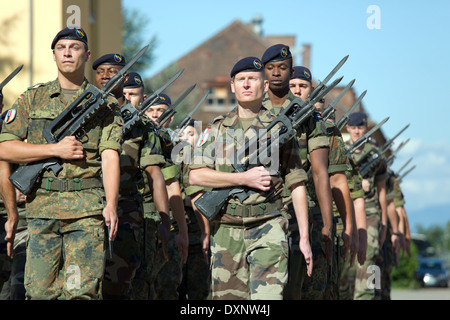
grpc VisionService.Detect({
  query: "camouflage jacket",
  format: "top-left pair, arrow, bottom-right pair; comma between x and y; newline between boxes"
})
0,78 -> 123,219
119,116 -> 165,201
346,141 -> 387,207
190,105 -> 307,207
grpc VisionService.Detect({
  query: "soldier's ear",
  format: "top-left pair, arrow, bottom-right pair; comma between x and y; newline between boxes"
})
230,78 -> 236,94
263,80 -> 269,93
85,50 -> 91,62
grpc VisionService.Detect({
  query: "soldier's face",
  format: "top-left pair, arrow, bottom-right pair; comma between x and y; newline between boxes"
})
264,60 -> 293,92
289,79 -> 312,101
180,125 -> 196,146
231,71 -> 268,106
53,39 -> 90,75
124,87 -> 146,108
95,65 -> 122,89
347,125 -> 366,143
145,103 -> 171,127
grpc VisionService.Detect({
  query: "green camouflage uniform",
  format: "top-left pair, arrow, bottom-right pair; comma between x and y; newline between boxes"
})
0,79 -> 123,300
177,145 -> 210,300
190,105 -> 307,300
261,91 -> 330,300
132,127 -> 184,300
0,189 -> 27,300
321,121 -> 352,300
338,159 -> 364,300
346,141 -> 387,300
102,117 -> 165,300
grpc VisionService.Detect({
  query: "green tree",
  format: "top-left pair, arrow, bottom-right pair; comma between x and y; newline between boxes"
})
122,6 -> 157,74
391,241 -> 420,289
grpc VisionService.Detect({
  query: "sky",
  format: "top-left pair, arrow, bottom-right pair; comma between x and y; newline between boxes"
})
122,0 -> 450,231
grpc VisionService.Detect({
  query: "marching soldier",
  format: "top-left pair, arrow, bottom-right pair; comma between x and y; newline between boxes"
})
189,56 -> 312,300
259,46 -> 332,299
93,59 -> 169,300
0,27 -> 123,299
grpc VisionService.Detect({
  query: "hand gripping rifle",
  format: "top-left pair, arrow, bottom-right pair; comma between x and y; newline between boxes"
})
0,65 -> 23,108
120,69 -> 185,135
9,45 -> 149,195
194,75 -> 343,221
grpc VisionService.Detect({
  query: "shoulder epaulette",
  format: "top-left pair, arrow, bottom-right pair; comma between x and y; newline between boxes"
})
27,82 -> 49,90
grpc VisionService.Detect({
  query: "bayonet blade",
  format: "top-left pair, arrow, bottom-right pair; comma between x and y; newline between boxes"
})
349,117 -> 389,153
397,157 -> 413,175
0,65 -> 23,91
337,90 -> 367,130
156,82 -> 196,126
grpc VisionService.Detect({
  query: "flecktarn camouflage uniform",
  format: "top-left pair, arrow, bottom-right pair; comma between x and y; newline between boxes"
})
0,79 -> 123,299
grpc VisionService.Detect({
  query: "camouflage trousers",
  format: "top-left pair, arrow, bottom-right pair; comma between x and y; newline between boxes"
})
301,208 -> 328,300
178,243 -> 210,300
148,230 -> 183,300
25,216 -> 105,300
339,247 -> 357,299
0,217 -> 9,292
324,216 -> 341,300
353,209 -> 381,300
210,214 -> 289,300
0,223 -> 28,300
378,236 -> 394,300
283,227 -> 306,300
103,200 -> 143,300
131,217 -> 158,300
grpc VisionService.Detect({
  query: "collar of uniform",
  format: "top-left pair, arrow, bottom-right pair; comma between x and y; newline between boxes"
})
222,105 -> 271,128
48,77 -> 90,98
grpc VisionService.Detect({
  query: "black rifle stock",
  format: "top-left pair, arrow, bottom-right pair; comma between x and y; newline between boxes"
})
9,45 -> 149,195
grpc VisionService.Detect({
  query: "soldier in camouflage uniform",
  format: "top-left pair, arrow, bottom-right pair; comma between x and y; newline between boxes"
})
189,57 -> 312,300
379,168 -> 403,299
141,94 -> 188,300
93,60 -> 169,300
176,119 -> 211,300
0,27 -> 123,299
0,161 -> 27,300
258,50 -> 332,300
345,112 -> 395,300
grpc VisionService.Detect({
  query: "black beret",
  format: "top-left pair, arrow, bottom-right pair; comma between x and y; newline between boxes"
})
124,72 -> 144,89
230,57 -> 263,78
261,44 -> 292,65
291,66 -> 312,82
155,93 -> 171,106
51,27 -> 88,49
347,112 -> 367,126
92,53 -> 126,70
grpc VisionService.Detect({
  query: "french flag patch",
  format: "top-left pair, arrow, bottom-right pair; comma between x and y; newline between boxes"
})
4,109 -> 16,124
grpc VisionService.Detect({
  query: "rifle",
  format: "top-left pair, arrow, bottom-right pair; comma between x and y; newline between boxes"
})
398,165 -> 416,183
385,138 -> 410,167
171,91 -> 209,142
309,55 -> 349,102
0,64 -> 23,107
120,69 -> 185,134
156,83 -> 196,129
336,90 -> 367,131
194,74 -> 343,221
9,45 -> 149,195
349,117 -> 390,178
322,79 -> 355,121
396,157 -> 413,176
381,124 -> 410,154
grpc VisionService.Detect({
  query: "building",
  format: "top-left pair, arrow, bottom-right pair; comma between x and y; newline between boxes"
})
0,0 -> 122,110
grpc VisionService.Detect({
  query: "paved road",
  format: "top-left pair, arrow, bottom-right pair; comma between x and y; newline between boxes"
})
391,287 -> 450,300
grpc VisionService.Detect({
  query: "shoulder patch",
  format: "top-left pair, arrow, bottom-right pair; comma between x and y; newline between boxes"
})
313,111 -> 323,120
197,127 -> 211,147
212,114 -> 226,124
4,109 -> 16,124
